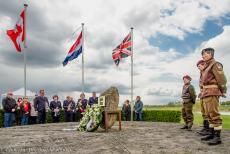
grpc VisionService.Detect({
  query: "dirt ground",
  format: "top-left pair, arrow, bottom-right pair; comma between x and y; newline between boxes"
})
0,122 -> 229,154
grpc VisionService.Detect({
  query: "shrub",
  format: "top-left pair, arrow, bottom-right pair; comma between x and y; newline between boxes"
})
122,110 -> 181,123
0,109 -> 181,128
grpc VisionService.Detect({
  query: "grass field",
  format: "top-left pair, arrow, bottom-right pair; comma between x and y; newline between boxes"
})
144,103 -> 230,112
192,113 -> 230,130
143,105 -> 230,130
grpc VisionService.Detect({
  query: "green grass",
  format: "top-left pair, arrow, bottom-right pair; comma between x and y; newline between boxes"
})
191,113 -> 230,130
143,105 -> 230,130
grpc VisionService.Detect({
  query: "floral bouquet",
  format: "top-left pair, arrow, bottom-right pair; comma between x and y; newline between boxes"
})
78,104 -> 103,132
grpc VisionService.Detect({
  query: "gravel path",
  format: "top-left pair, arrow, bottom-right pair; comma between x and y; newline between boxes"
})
0,122 -> 229,154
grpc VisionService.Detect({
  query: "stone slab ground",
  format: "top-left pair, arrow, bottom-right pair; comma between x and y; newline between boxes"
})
0,122 -> 229,154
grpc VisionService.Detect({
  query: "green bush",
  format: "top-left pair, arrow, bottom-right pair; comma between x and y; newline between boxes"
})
142,110 -> 181,122
122,110 -> 181,123
0,109 -> 181,128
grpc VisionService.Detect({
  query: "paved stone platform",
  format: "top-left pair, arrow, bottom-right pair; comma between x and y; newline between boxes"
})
0,122 -> 229,154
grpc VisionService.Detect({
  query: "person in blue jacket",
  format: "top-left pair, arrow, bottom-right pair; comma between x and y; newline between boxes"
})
134,96 -> 143,121
88,92 -> 98,107
49,95 -> 62,123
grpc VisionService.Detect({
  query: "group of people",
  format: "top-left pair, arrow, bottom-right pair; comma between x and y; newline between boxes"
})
122,96 -> 143,121
181,47 -> 227,146
2,90 -> 99,127
2,47 -> 226,146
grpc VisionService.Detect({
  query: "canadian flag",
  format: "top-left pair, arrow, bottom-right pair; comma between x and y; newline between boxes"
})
7,9 -> 25,52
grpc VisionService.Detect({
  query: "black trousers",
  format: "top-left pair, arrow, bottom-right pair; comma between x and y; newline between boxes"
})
37,110 -> 46,124
124,113 -> 131,121
30,116 -> 37,124
64,111 -> 74,122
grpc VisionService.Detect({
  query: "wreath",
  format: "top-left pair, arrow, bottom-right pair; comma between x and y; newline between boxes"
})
78,104 -> 103,132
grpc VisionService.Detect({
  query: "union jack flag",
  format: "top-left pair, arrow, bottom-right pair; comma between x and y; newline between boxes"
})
112,32 -> 132,66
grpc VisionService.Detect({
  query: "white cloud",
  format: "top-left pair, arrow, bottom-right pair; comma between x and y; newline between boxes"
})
0,0 -> 229,105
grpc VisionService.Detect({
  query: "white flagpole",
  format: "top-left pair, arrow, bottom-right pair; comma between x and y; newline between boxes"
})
24,4 -> 28,97
131,27 -> 134,121
81,23 -> 85,93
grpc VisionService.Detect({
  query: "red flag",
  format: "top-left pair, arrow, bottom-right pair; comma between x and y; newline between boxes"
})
7,9 -> 25,52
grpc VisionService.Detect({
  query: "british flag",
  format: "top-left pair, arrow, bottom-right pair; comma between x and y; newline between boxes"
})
112,32 -> 132,66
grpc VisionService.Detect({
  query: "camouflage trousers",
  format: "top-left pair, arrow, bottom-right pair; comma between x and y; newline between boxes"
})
203,96 -> 222,130
182,101 -> 194,126
200,99 -> 209,121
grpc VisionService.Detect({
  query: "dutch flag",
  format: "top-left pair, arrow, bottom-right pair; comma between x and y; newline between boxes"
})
63,31 -> 83,66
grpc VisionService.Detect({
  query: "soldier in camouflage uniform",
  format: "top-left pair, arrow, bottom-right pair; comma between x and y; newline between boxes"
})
200,48 -> 227,145
196,60 -> 210,135
181,75 -> 197,131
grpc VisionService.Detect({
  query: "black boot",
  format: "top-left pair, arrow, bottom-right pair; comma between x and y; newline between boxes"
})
201,128 -> 214,141
180,124 -> 188,129
197,120 -> 209,135
208,130 -> 222,145
187,122 -> 193,131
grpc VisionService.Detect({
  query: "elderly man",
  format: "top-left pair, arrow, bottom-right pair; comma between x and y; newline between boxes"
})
2,91 -> 17,127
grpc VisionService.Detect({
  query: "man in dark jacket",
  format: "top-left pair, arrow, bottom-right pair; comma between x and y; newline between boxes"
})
181,75 -> 196,131
34,89 -> 49,124
134,96 -> 143,121
2,91 -> 17,127
88,92 -> 98,107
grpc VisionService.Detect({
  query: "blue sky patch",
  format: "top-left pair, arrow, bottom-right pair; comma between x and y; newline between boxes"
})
149,17 -> 230,54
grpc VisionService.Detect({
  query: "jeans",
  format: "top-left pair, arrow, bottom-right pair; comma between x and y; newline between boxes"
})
4,112 -> 14,128
135,112 -> 142,121
21,114 -> 29,125
37,110 -> 46,124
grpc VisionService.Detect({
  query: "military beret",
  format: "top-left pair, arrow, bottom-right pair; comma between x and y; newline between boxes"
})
196,59 -> 205,66
201,48 -> 215,57
183,75 -> 192,81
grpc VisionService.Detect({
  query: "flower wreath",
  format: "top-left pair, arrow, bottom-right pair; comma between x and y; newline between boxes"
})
78,104 -> 103,132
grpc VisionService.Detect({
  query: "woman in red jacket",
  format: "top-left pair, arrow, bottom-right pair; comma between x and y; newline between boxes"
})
20,97 -> 31,125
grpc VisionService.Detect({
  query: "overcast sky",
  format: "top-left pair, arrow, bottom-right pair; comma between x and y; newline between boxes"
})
0,0 -> 230,105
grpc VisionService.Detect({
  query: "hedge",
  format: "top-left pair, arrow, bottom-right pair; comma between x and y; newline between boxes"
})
0,109 -> 181,128
141,110 -> 181,122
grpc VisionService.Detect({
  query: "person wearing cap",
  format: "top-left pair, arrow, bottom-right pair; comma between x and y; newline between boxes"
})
196,60 -> 210,135
200,48 -> 227,145
34,89 -> 49,124
49,95 -> 62,123
2,91 -> 17,127
181,75 -> 196,131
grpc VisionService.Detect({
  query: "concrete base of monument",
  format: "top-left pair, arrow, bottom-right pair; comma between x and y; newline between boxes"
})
0,122 -> 229,154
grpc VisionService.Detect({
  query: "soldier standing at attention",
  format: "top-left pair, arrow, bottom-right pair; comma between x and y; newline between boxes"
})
181,75 -> 196,131
196,60 -> 210,135
200,48 -> 227,145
